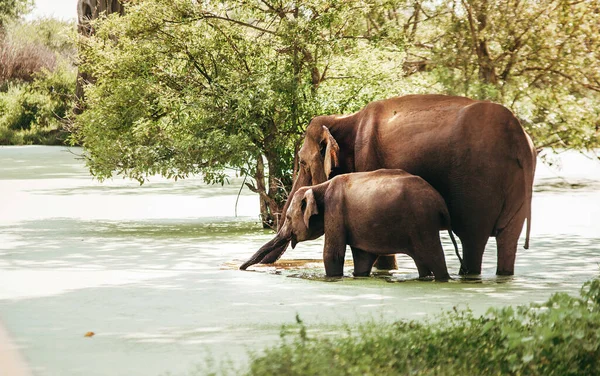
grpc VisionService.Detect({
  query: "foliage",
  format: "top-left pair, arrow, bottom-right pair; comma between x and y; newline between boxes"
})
0,64 -> 76,145
239,278 -> 600,376
6,17 -> 78,59
392,0 -> 600,150
0,18 -> 76,85
0,18 -> 77,145
0,0 -> 32,31
0,38 -> 56,85
73,0 -> 404,226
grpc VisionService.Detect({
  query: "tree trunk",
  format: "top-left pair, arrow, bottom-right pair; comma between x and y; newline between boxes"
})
462,0 -> 498,86
246,151 -> 289,230
253,154 -> 273,229
77,0 -> 125,35
75,0 -> 126,113
248,153 -> 287,230
476,40 -> 497,85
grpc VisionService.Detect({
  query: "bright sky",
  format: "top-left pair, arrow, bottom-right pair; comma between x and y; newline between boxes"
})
26,0 -> 78,21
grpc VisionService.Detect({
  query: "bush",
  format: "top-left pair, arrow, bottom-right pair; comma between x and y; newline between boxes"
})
11,18 -> 76,55
0,17 -> 77,145
0,18 -> 75,86
238,278 -> 600,376
0,64 -> 75,144
0,39 -> 56,84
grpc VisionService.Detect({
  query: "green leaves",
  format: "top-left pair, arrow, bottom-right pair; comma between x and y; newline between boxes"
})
73,0 -> 405,225
0,63 -> 75,145
398,0 -> 600,151
0,0 -> 32,30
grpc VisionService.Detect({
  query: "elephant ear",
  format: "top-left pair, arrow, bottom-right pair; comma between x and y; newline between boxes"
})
303,189 -> 319,229
322,126 -> 339,179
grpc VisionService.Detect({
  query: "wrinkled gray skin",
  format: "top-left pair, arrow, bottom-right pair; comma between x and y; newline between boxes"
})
241,170 -> 463,281
242,94 -> 536,276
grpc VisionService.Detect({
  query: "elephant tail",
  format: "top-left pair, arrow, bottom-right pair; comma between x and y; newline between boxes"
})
524,204 -> 531,250
523,133 -> 536,250
448,229 -> 467,274
439,205 -> 466,273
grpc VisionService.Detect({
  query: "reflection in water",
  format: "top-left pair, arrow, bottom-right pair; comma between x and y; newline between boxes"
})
0,147 -> 599,376
534,177 -> 600,192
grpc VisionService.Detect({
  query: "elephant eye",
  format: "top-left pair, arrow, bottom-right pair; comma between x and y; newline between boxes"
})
319,141 -> 327,157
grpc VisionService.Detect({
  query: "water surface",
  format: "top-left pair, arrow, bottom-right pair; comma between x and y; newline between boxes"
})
0,146 -> 599,375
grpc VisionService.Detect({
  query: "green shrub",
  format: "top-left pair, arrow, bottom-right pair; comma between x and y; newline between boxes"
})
0,17 -> 77,145
238,278 -> 600,376
6,17 -> 76,58
0,18 -> 76,85
0,64 -> 75,145
0,39 -> 56,84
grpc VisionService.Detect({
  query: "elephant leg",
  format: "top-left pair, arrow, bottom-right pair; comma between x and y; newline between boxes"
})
447,174 -> 501,275
373,255 -> 398,270
323,231 -> 347,277
414,261 -> 433,279
350,247 -> 378,277
413,237 -> 450,282
496,205 -> 528,275
429,247 -> 451,282
457,231 -> 489,275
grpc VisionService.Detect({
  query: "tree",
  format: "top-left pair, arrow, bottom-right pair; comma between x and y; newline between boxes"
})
77,0 -> 126,36
0,0 -> 33,34
75,0 -> 127,112
73,0 -> 404,227
392,0 -> 600,151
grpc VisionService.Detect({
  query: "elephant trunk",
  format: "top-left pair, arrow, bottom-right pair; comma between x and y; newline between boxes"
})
239,168 -> 310,270
240,234 -> 290,270
242,158 -> 312,270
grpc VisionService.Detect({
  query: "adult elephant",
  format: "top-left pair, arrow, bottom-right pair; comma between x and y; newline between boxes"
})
241,94 -> 536,275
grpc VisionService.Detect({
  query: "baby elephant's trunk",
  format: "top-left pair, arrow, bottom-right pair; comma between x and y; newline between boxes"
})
240,235 -> 290,270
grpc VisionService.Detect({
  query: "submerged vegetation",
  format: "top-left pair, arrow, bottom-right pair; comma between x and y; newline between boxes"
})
232,277 -> 600,375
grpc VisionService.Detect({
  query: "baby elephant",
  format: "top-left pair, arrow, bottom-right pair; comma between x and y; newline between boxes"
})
241,169 -> 463,280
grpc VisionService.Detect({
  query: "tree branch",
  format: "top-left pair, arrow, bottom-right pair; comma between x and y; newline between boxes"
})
200,12 -> 276,35
205,21 -> 251,74
245,182 -> 274,204
522,67 -> 600,92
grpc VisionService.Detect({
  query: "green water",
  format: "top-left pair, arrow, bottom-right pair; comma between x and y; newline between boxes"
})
0,146 -> 599,375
